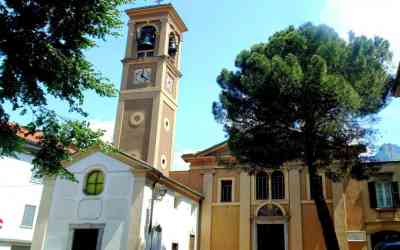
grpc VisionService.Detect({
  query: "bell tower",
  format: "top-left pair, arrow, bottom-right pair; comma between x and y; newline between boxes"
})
113,4 -> 187,175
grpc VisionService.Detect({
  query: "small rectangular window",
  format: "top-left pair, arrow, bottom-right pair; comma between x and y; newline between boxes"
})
220,180 -> 233,202
172,243 -> 179,250
21,205 -> 36,228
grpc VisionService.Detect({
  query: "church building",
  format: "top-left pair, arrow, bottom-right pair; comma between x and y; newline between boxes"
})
31,4 -> 400,250
32,5 -> 201,250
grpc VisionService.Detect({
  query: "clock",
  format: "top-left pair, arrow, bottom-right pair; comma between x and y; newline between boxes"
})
134,68 -> 152,84
165,75 -> 174,93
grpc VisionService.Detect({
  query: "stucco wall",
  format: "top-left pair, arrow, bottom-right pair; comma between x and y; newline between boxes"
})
41,151 -> 200,250
43,152 -> 135,250
211,205 -> 239,250
0,153 -> 43,245
151,187 -> 199,250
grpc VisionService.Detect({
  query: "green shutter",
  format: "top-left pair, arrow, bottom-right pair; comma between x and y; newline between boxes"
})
392,182 -> 400,208
368,182 -> 377,208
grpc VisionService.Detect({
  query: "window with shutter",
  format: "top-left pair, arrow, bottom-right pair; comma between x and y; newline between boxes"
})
368,182 -> 377,208
392,182 -> 400,208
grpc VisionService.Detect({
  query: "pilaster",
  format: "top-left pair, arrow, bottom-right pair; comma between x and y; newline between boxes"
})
200,172 -> 213,250
158,17 -> 169,56
239,172 -> 251,250
332,181 -> 349,250
127,175 -> 146,250
288,166 -> 303,250
31,177 -> 55,250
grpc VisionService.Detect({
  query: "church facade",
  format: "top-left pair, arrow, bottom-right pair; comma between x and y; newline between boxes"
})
171,142 -> 400,250
31,4 -> 400,250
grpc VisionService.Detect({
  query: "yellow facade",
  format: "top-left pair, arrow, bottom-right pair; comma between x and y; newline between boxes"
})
171,143 -> 400,250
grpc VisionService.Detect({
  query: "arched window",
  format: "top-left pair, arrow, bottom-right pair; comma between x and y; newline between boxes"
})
84,170 -> 105,195
137,25 -> 157,56
168,32 -> 179,57
271,171 -> 285,199
256,172 -> 269,200
257,204 -> 284,217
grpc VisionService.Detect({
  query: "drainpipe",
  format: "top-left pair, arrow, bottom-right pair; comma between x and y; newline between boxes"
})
196,199 -> 203,250
148,181 -> 158,234
148,180 -> 159,250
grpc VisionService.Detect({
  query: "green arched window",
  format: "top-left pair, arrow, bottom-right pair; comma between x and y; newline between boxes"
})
84,170 -> 105,195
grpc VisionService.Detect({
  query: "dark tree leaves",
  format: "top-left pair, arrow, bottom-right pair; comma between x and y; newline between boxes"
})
0,0 -> 132,178
213,23 -> 396,250
214,23 -> 395,176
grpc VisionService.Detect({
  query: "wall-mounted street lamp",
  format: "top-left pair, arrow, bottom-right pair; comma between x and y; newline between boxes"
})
147,182 -> 167,250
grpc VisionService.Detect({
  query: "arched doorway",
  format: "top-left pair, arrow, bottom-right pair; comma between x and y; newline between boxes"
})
371,231 -> 400,250
253,203 -> 288,250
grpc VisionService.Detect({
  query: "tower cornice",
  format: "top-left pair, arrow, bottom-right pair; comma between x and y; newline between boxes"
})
125,4 -> 188,33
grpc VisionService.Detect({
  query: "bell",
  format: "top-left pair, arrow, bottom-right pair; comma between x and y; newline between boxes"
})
138,33 -> 155,50
168,36 -> 178,56
137,27 -> 156,51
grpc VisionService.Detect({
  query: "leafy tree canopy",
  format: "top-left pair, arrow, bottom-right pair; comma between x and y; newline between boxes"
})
0,0 -> 132,179
213,23 -> 396,250
214,23 -> 395,177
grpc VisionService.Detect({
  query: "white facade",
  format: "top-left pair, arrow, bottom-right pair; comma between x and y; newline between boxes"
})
36,151 -> 199,250
141,185 -> 199,250
0,153 -> 43,250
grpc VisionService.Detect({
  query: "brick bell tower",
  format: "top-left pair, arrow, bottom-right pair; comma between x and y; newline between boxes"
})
113,4 -> 187,176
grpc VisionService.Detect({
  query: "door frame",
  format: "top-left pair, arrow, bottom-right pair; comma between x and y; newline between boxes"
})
252,218 -> 288,250
66,223 -> 105,250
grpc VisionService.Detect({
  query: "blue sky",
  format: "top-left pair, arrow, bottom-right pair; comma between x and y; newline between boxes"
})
11,0 -> 400,169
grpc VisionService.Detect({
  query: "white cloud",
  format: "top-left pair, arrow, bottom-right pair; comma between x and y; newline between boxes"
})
321,0 -> 400,66
172,150 -> 193,171
89,120 -> 115,143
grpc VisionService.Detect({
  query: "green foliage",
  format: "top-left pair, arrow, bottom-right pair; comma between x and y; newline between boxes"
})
213,23 -> 396,250
29,117 -> 108,181
0,0 -> 132,177
214,23 -> 395,177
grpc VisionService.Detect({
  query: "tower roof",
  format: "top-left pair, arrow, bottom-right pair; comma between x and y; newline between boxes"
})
126,4 -> 188,33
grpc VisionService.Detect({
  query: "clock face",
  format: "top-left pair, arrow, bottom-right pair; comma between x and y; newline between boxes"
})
134,68 -> 151,84
165,75 -> 174,93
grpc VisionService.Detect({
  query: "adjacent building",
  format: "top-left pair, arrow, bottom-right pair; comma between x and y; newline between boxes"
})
170,142 -> 400,250
0,141 -> 43,250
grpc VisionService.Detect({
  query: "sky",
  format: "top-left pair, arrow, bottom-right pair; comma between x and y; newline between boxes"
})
10,0 -> 400,170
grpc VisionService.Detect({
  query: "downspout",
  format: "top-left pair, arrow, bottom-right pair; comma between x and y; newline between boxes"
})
196,199 -> 203,250
148,181 -> 158,234
148,178 -> 160,250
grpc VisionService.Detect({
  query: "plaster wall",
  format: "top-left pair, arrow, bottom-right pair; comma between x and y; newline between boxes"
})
43,152 -> 135,250
143,184 -> 199,250
0,153 -> 43,245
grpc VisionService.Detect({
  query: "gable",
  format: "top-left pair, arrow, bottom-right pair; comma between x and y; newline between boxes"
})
67,151 -> 133,174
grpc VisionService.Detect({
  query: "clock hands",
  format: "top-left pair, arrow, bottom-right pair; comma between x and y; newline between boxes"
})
140,69 -> 150,81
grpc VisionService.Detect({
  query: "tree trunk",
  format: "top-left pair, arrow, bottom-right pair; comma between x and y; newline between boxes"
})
308,164 -> 341,250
